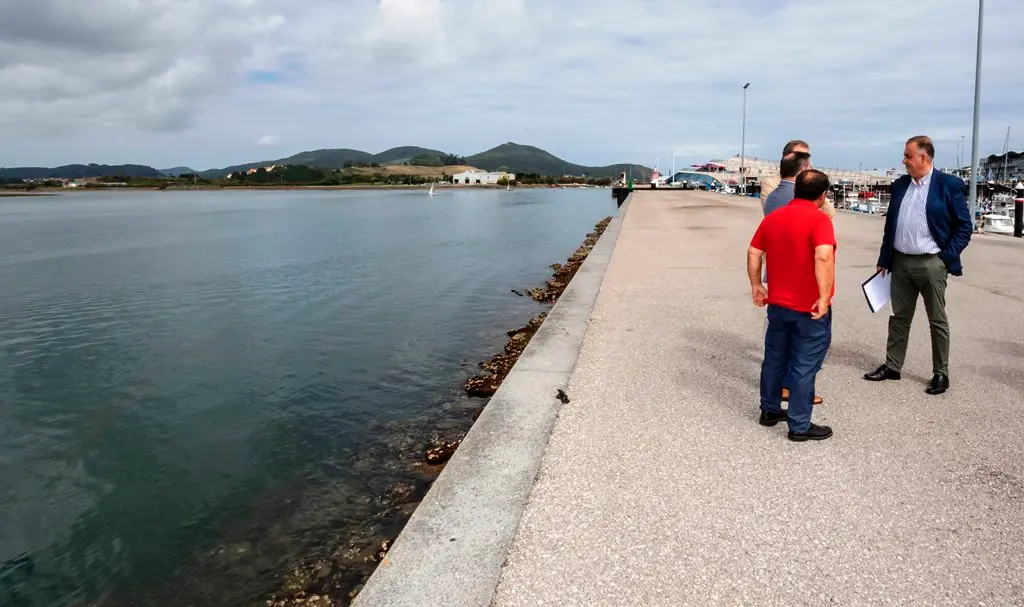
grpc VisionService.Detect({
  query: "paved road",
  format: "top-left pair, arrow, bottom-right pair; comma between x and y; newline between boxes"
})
493,190 -> 1024,606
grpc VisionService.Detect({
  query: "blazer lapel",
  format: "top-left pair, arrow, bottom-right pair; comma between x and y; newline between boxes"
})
890,177 -> 909,218
925,169 -> 941,215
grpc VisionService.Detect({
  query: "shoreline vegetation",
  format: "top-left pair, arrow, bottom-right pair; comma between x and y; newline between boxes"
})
262,216 -> 614,607
1,162 -> 617,195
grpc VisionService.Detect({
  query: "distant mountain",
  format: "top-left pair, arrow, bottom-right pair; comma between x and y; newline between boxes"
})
0,164 -> 163,180
373,146 -> 448,164
199,143 -> 647,179
466,142 -> 651,178
159,166 -> 197,176
7,144 -> 645,181
199,148 -> 376,178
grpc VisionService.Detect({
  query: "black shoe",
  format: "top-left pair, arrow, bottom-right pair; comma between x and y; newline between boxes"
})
864,365 -> 901,382
925,374 -> 949,395
759,410 -> 788,427
788,423 -> 833,442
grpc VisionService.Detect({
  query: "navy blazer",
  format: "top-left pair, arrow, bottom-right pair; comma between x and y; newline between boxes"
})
876,169 -> 972,276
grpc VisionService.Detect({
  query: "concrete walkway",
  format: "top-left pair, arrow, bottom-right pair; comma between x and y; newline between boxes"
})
494,190 -> 1024,606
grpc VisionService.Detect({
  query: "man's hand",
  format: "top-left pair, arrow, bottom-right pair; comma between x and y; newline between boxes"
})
811,297 -> 830,320
876,266 -> 888,277
751,284 -> 768,307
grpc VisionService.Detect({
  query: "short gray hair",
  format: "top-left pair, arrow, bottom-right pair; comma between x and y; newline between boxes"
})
906,135 -> 935,159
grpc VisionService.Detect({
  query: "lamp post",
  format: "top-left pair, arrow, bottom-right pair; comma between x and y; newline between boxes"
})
740,82 -> 750,196
968,0 -> 984,226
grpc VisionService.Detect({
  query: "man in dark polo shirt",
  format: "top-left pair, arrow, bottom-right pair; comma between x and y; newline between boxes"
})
747,169 -> 836,442
760,143 -> 824,407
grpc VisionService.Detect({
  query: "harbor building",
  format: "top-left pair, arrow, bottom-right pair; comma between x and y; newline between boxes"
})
451,170 -> 515,185
980,151 -> 1024,183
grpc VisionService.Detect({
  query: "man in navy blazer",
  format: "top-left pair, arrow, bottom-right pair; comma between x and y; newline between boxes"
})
864,135 -> 972,395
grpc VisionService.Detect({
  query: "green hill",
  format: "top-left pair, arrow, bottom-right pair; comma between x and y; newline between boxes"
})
8,144 -> 647,181
373,146 -> 448,164
0,164 -> 163,180
159,166 -> 197,176
467,142 -> 650,178
199,149 -> 376,178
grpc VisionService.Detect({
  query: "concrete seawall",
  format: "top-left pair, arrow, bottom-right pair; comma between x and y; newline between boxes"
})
352,195 -> 632,607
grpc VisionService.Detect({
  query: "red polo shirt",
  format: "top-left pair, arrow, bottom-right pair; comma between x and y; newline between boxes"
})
750,199 -> 837,313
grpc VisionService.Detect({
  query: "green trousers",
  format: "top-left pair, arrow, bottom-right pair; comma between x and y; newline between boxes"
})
885,251 -> 950,376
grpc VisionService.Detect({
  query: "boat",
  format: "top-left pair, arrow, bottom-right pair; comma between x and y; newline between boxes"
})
428,183 -> 436,197
981,213 -> 1014,235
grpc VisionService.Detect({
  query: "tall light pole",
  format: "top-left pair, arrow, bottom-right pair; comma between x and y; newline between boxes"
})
740,82 -> 750,195
968,0 -> 984,226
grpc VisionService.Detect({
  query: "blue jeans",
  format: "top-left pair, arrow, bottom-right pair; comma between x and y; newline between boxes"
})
760,305 -> 832,432
763,309 -> 833,391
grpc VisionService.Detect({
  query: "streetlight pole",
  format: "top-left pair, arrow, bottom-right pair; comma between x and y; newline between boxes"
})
740,82 -> 750,196
968,0 -> 984,226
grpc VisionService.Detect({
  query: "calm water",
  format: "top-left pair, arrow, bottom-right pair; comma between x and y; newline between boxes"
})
0,188 -> 613,606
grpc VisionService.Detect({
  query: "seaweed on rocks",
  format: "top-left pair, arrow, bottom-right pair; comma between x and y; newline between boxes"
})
425,440 -> 461,465
463,216 -> 612,397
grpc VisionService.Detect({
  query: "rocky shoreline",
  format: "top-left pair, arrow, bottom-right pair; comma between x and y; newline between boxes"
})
464,216 -> 612,398
260,216 -> 614,607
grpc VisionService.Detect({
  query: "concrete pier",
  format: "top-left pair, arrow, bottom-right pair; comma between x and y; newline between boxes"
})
359,190 -> 1024,606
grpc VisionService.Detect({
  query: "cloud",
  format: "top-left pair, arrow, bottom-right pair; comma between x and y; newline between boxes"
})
1,0 -> 1022,172
0,0 -> 289,134
257,134 -> 279,146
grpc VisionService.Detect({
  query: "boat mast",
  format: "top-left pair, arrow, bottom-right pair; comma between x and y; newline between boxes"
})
1003,127 -> 1011,183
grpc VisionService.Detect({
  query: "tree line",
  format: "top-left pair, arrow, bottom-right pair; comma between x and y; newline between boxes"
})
1,164 -> 615,190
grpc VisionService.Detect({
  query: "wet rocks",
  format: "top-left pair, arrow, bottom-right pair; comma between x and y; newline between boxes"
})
480,353 -> 516,376
381,482 -> 417,504
425,440 -> 461,465
373,539 -> 393,563
463,314 -> 543,396
464,374 -> 503,397
506,313 -> 546,337
504,331 -> 532,357
464,217 -> 612,398
528,217 -> 612,304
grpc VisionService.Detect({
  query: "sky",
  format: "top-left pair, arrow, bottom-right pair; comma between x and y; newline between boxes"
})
0,0 -> 1022,172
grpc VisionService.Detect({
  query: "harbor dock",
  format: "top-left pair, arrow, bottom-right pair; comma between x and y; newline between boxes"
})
355,190 -> 1024,606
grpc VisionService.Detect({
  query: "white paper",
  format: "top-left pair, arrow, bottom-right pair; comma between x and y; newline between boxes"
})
862,271 -> 892,313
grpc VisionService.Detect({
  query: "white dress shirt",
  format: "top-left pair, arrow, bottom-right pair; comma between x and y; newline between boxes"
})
894,169 -> 940,255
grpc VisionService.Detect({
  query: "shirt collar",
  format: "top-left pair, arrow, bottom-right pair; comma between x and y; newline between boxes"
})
912,168 -> 934,187
789,198 -> 818,208
780,178 -> 796,184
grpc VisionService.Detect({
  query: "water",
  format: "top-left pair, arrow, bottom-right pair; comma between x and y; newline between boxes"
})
0,187 -> 614,606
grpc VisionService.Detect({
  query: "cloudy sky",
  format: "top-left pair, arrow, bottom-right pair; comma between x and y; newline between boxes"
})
1,0 -> 1021,172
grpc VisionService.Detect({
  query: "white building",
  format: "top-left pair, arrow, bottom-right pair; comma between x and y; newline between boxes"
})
712,155 -> 897,186
451,170 -> 515,185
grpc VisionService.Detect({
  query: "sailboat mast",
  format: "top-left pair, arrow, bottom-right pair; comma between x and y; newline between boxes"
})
1003,127 -> 1011,183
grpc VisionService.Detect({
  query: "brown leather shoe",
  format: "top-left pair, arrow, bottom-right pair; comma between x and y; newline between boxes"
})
781,388 -> 824,405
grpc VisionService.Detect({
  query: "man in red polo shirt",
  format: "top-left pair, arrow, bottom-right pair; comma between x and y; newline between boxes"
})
747,169 -> 836,442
